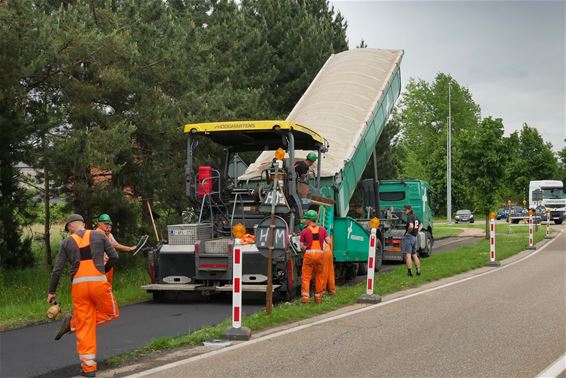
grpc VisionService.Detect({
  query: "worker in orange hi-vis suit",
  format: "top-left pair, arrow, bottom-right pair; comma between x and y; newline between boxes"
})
300,210 -> 332,304
48,214 -> 120,377
322,235 -> 336,295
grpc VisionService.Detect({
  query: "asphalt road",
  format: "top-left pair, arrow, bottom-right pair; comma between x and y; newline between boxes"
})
131,228 -> 565,377
0,299 -> 263,378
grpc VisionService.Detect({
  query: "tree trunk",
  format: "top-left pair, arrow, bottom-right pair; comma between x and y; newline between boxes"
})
485,212 -> 489,239
43,161 -> 52,267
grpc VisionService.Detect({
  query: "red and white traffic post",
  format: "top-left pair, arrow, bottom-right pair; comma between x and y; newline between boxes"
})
485,212 -> 500,267
545,208 -> 552,239
527,210 -> 536,250
232,239 -> 243,328
223,226 -> 251,340
358,218 -> 382,304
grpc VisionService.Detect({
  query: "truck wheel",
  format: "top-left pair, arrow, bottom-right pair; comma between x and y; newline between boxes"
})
152,291 -> 165,302
512,219 -> 520,224
375,239 -> 383,272
357,262 -> 367,276
419,232 -> 433,258
554,220 -> 563,225
345,263 -> 358,281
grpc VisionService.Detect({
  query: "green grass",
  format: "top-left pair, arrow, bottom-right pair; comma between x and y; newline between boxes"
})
106,224 -> 549,367
0,254 -> 150,330
434,225 -> 465,239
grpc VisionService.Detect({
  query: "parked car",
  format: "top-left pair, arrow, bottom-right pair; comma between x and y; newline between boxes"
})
455,209 -> 474,223
496,208 -> 509,220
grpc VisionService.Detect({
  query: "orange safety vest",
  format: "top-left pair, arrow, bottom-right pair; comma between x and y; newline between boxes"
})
70,230 -> 107,286
306,225 -> 323,252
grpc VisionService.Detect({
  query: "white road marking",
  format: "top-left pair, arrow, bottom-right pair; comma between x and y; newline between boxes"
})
536,353 -> 566,378
127,231 -> 563,378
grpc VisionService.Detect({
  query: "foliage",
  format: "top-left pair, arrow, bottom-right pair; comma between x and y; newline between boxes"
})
460,117 -> 508,216
1,0 -> 348,266
504,124 -> 559,202
396,73 -> 481,214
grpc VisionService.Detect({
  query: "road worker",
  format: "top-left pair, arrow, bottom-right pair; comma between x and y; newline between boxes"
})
294,152 -> 317,198
322,235 -> 336,295
48,214 -> 119,377
96,213 -> 137,283
300,210 -> 331,304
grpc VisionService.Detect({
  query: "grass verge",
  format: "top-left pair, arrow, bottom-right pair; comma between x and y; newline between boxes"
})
0,254 -> 150,330
106,224 -> 550,367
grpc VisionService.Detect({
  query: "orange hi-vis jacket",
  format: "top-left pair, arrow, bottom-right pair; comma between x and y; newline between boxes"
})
69,230 -> 119,374
301,225 -> 325,303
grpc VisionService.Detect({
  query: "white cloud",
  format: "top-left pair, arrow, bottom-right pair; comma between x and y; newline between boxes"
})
332,0 -> 566,150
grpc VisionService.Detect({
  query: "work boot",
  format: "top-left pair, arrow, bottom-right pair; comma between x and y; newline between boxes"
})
80,370 -> 96,377
300,296 -> 310,304
314,295 -> 323,304
416,268 -> 421,276
407,269 -> 413,277
54,313 -> 72,340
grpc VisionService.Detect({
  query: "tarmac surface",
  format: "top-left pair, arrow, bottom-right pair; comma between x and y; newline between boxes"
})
120,227 -> 565,378
0,299 -> 263,378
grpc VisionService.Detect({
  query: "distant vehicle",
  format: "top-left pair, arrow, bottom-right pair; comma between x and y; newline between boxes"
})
529,180 -> 565,225
496,208 -> 509,220
509,206 -> 529,224
455,209 -> 474,223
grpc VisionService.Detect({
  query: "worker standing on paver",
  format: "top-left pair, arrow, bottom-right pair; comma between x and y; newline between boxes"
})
402,204 -> 422,277
300,210 -> 332,303
294,152 -> 317,198
48,214 -> 119,377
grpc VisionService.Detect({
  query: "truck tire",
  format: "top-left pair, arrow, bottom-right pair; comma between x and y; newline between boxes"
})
512,219 -> 520,224
419,231 -> 433,258
357,262 -> 367,276
375,239 -> 383,272
152,291 -> 165,302
554,220 -> 563,225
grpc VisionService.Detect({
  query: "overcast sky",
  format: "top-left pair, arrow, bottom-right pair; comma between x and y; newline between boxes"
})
331,0 -> 565,151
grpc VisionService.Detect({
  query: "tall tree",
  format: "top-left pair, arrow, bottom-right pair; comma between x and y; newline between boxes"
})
461,117 -> 508,235
505,124 -> 559,202
396,73 -> 481,214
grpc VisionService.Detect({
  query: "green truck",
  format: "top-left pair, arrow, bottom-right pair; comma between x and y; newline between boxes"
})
378,179 -> 434,261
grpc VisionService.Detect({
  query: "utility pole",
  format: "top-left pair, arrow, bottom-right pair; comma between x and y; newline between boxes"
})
447,81 -> 452,224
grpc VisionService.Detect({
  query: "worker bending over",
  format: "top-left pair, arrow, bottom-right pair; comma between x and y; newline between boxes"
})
300,210 -> 331,304
48,214 -> 119,377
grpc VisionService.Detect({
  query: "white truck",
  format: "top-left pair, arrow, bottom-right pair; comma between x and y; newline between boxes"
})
529,180 -> 566,225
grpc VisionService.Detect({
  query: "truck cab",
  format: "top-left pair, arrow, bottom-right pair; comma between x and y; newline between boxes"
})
529,180 -> 565,224
378,179 -> 434,261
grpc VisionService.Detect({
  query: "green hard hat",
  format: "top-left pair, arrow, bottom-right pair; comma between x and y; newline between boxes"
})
306,152 -> 317,162
304,210 -> 318,221
98,213 -> 112,225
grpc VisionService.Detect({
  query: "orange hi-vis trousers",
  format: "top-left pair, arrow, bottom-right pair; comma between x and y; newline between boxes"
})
301,250 -> 325,303
322,237 -> 336,294
70,231 -> 119,374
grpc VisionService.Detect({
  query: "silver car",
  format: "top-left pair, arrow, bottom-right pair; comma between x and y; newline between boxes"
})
455,209 -> 474,223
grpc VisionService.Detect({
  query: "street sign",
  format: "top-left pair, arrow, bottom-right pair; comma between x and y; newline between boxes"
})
255,216 -> 289,258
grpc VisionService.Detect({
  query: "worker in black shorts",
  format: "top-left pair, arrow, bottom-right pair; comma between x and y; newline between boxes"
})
402,204 -> 422,277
